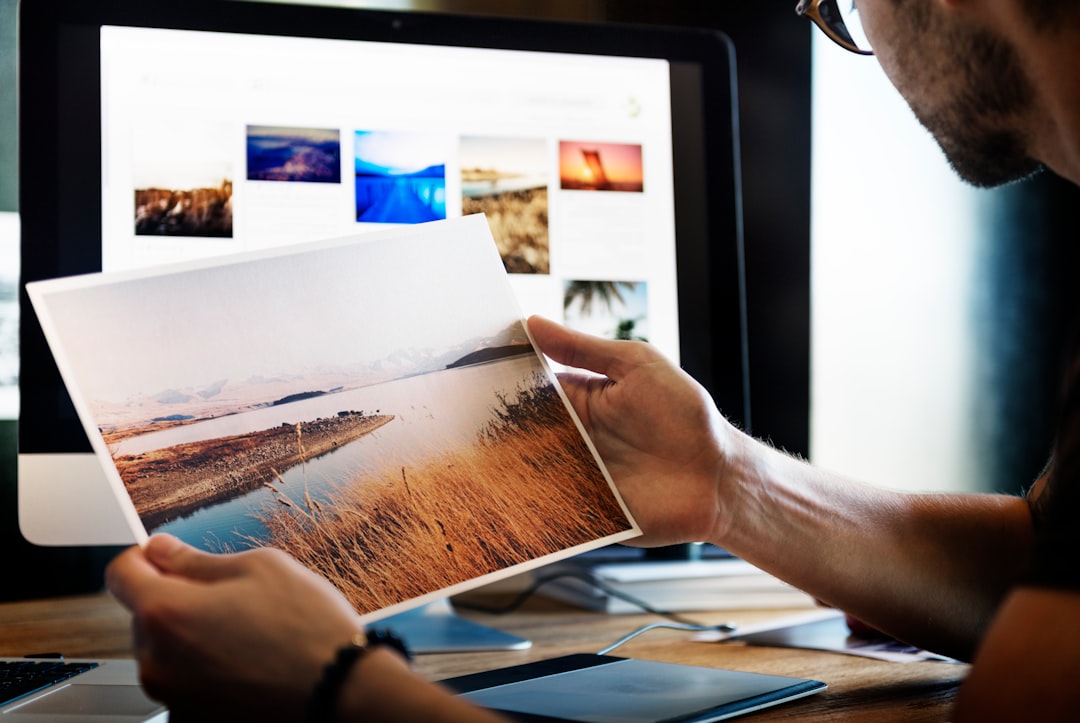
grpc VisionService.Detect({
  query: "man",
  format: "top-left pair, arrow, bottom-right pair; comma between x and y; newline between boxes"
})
106,0 -> 1080,719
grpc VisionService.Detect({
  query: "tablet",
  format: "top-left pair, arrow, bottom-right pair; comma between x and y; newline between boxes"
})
441,653 -> 826,722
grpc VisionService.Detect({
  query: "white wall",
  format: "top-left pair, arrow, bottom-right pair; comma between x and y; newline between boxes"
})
809,35 -> 983,492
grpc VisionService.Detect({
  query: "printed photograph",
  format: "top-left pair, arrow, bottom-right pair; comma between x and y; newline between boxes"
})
559,140 -> 645,192
29,218 -> 636,617
354,130 -> 449,224
246,125 -> 341,183
564,279 -> 649,343
461,136 -> 549,275
133,118 -> 233,237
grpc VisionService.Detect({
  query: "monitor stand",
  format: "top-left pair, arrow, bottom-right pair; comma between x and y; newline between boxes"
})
530,542 -> 759,614
582,542 -> 726,564
375,598 -> 531,654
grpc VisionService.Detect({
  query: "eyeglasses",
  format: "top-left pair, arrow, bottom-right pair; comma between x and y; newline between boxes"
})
795,0 -> 874,56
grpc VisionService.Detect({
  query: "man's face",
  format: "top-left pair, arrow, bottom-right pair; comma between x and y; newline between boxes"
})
855,0 -> 1042,187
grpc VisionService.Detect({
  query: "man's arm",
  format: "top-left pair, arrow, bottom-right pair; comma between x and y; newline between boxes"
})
528,315 -> 1035,661
720,438 -> 1034,660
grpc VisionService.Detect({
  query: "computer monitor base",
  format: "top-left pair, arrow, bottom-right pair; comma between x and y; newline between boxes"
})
378,598 -> 531,654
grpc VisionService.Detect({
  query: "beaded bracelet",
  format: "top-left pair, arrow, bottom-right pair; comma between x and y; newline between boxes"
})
307,628 -> 411,722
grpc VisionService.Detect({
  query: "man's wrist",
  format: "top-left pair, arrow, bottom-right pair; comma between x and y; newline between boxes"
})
307,629 -> 411,723
708,421 -> 752,547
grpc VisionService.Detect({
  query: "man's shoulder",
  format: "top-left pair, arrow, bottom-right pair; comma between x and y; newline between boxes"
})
954,586 -> 1080,721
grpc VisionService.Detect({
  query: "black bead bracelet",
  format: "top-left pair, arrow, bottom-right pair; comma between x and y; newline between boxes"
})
307,628 -> 411,722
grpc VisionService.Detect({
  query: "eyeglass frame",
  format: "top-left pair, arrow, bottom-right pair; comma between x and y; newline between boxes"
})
795,0 -> 875,56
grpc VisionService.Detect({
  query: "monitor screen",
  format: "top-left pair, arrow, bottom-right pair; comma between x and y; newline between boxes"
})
18,0 -> 746,546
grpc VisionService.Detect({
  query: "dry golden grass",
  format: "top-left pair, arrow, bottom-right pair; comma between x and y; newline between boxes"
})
463,187 -> 549,274
254,374 -> 631,614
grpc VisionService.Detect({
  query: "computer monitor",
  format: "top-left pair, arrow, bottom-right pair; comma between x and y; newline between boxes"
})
18,1 -> 747,557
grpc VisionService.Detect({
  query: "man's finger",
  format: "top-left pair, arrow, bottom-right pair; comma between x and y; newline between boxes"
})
528,315 -> 633,379
141,534 -> 248,583
105,544 -> 168,609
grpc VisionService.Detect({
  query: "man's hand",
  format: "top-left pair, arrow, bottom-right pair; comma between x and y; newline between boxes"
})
528,315 -> 735,547
107,535 -> 368,720
107,535 -> 503,722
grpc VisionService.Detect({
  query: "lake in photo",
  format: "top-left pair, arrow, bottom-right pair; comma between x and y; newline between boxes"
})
146,355 -> 541,550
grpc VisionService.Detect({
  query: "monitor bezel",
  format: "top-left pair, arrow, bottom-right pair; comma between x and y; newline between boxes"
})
18,0 -> 748,458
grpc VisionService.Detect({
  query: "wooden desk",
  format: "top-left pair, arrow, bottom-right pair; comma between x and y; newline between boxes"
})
0,592 -> 967,721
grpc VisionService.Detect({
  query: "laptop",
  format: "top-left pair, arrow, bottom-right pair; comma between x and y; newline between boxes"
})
0,656 -> 167,722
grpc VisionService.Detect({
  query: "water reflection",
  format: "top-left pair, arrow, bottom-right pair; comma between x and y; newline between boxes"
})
154,355 -> 540,551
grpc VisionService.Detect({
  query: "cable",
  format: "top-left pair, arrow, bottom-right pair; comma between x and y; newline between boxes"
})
454,569 -> 737,632
595,622 -> 725,656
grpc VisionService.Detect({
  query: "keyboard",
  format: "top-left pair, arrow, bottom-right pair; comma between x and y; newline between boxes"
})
0,659 -> 99,707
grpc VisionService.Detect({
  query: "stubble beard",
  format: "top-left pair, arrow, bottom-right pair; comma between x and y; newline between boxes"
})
903,15 -> 1043,187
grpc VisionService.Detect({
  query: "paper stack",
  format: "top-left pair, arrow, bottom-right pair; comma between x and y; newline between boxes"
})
536,558 -> 815,613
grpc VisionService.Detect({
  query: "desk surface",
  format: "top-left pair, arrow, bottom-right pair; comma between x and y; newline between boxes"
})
0,592 -> 967,721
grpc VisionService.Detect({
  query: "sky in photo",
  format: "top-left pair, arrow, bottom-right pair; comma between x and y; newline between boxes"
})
32,217 -> 520,404
354,130 -> 452,175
